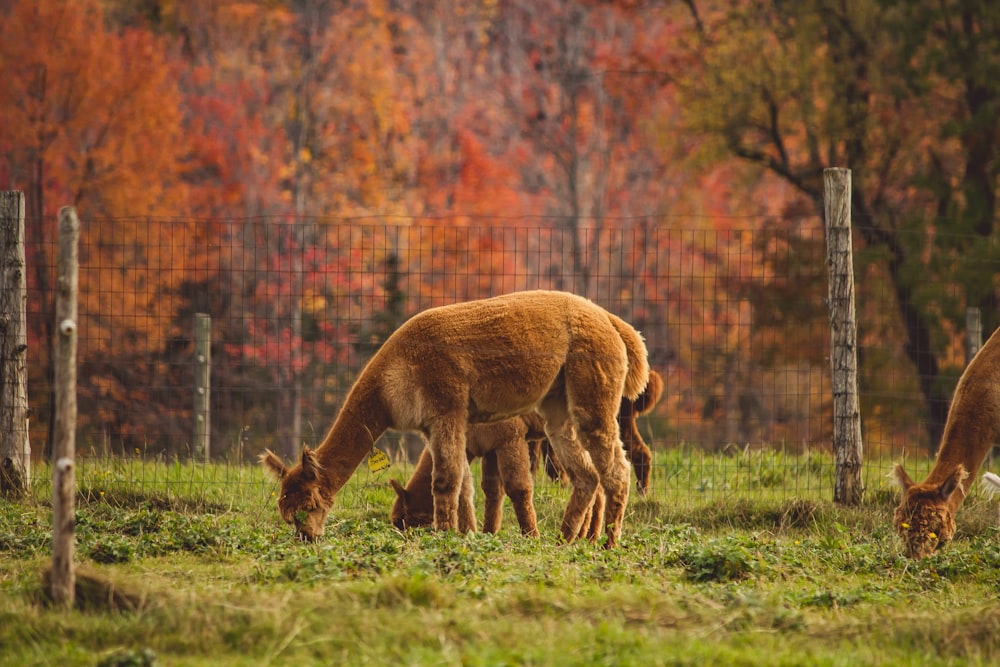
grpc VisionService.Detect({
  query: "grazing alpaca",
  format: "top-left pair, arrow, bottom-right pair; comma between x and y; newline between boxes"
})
892,324 -> 1000,559
390,414 -> 546,536
541,369 -> 664,494
260,290 -> 649,548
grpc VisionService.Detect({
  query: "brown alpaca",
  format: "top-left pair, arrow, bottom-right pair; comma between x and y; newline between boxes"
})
541,369 -> 664,494
892,324 -> 1000,558
260,290 -> 649,548
389,414 -> 546,536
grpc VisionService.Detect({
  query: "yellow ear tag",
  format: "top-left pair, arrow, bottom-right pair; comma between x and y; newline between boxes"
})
367,448 -> 390,473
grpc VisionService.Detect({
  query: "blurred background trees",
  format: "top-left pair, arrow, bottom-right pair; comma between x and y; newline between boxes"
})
2,0 -> 997,459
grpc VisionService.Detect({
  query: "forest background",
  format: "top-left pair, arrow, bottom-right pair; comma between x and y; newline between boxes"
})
2,0 -> 999,471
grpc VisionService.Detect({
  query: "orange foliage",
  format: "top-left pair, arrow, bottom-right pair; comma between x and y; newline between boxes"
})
2,0 -> 840,454
0,0 -> 189,217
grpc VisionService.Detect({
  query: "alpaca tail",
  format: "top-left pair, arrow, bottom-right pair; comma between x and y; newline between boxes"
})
608,313 -> 649,401
982,472 -> 1000,498
632,369 -> 664,415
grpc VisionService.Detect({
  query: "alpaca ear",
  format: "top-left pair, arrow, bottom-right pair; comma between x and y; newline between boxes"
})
939,465 -> 969,501
389,478 -> 409,504
300,446 -> 322,481
259,449 -> 287,480
891,464 -> 914,492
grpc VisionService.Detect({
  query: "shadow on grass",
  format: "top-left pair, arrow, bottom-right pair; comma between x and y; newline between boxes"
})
37,564 -> 153,614
75,487 -> 232,513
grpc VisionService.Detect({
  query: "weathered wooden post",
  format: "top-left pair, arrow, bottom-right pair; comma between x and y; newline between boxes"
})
194,313 -> 211,462
51,206 -> 80,608
0,190 -> 30,498
824,168 -> 864,506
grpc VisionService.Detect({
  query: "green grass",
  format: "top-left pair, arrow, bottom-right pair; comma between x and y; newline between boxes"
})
2,453 -> 1000,666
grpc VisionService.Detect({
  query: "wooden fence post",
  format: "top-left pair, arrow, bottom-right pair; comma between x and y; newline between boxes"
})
51,206 -> 80,608
194,313 -> 211,462
824,168 -> 864,506
0,190 -> 30,498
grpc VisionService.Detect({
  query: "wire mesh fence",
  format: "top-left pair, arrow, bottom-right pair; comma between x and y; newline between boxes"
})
21,214 -> 997,510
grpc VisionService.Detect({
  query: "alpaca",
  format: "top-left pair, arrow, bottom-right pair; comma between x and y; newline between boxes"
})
892,324 -> 1000,558
260,290 -> 649,548
389,413 -> 546,536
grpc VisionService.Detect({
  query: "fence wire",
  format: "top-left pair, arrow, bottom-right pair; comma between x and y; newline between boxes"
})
21,216 -> 996,508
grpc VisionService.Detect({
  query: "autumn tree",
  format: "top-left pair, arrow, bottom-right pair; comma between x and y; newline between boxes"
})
0,0 -> 192,452
672,0 -> 1000,451
488,0 -> 703,382
491,0 -> 625,298
884,0 -> 1000,329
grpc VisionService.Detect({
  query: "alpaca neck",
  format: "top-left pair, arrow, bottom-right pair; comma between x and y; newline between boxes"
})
931,412 -> 995,510
930,330 -> 1000,509
314,373 -> 393,493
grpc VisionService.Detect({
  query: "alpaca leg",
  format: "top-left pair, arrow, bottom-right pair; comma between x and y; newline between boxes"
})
567,398 -> 630,547
625,436 -> 652,496
496,437 -> 539,537
584,431 -> 630,549
573,483 -> 606,543
560,338 -> 633,547
540,402 -> 600,544
557,454 -> 600,543
429,419 -> 467,532
480,451 -> 504,533
503,481 -> 539,537
458,459 -> 477,533
527,437 -> 542,476
575,498 -> 593,541
584,485 -> 606,542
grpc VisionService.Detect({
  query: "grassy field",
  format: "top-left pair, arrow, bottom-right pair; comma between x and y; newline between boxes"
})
2,453 -> 1000,666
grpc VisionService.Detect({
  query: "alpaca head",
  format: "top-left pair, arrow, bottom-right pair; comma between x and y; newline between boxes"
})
891,463 -> 967,559
388,478 -> 433,530
260,447 -> 333,541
